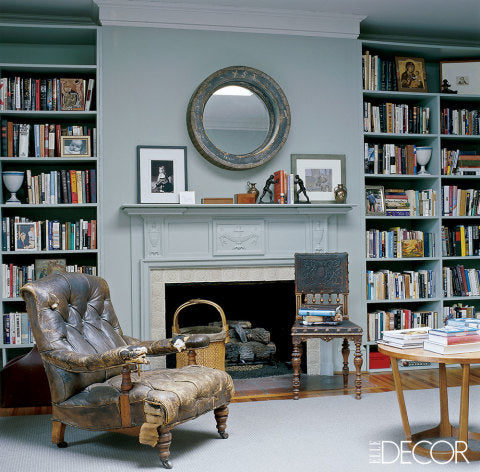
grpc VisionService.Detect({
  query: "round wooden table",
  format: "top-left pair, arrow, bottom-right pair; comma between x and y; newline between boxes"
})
379,344 -> 480,462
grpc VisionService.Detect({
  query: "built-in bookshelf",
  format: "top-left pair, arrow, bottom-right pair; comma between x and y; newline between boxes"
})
0,22 -> 101,366
361,39 -> 480,371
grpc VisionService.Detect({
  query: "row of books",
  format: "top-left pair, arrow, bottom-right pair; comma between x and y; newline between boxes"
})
441,186 -> 480,216
2,260 -> 98,298
441,225 -> 480,257
2,312 -> 33,345
364,143 -> 418,175
1,217 -> 97,251
384,188 -> 436,216
271,170 -> 296,204
443,265 -> 480,297
23,169 -> 97,205
367,309 -> 438,342
440,108 -> 480,136
0,77 -> 94,112
363,102 -> 430,134
362,51 -> 398,91
366,228 -> 435,259
441,149 -> 480,175
366,269 -> 436,301
444,304 -> 477,320
0,120 -> 96,157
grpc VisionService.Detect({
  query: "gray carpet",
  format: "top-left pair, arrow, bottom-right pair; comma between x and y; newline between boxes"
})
2,386 -> 480,471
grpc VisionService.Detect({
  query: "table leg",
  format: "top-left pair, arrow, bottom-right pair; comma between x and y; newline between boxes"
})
341,338 -> 350,389
390,357 -> 412,441
354,339 -> 363,400
458,364 -> 470,444
438,363 -> 452,436
292,339 -> 302,400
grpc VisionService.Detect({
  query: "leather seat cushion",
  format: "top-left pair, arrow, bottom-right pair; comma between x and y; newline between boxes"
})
54,365 -> 234,430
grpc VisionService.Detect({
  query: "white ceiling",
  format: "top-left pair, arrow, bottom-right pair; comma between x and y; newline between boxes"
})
0,0 -> 479,42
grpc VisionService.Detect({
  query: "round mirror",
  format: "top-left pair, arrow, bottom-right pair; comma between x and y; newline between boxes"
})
187,66 -> 290,170
203,86 -> 269,155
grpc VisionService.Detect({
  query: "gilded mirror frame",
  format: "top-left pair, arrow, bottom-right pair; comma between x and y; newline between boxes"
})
187,66 -> 291,170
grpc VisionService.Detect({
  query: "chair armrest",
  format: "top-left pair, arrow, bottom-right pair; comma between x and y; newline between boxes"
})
42,345 -> 149,373
122,334 -> 210,356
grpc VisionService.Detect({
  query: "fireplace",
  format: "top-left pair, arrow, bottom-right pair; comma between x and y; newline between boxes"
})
164,280 -> 297,368
122,203 -> 355,374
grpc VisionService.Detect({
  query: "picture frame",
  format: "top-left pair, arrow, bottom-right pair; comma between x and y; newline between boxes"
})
138,146 -> 187,204
60,136 -> 91,157
15,222 -> 37,251
365,185 -> 385,216
395,56 -> 428,93
440,60 -> 480,95
291,154 -> 345,203
34,258 -> 67,279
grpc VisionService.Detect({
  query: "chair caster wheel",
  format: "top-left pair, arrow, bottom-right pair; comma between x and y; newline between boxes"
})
160,459 -> 173,469
57,441 -> 68,448
219,431 -> 229,439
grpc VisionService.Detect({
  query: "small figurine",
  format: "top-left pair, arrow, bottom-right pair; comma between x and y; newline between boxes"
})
258,174 -> 275,203
334,183 -> 347,203
441,79 -> 457,94
294,175 -> 310,204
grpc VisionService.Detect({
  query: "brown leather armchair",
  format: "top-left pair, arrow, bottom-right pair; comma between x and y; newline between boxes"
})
20,272 -> 234,469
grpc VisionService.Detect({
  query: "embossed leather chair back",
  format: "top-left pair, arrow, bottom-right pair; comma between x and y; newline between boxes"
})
294,252 -> 349,320
22,273 -> 127,403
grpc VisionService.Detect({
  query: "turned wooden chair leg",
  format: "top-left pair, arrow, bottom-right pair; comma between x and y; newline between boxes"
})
214,405 -> 229,439
354,339 -> 363,400
342,338 -> 350,388
292,339 -> 302,400
52,420 -> 67,448
158,426 -> 173,469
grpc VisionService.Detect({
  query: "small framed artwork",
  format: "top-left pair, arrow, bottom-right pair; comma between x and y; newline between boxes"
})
138,146 -> 187,204
35,259 -> 67,279
15,222 -> 37,250
440,60 -> 480,95
291,154 -> 345,203
60,136 -> 91,157
365,185 -> 385,216
59,78 -> 85,111
395,56 -> 428,92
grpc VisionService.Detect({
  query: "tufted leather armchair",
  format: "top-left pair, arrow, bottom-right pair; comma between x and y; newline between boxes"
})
20,272 -> 234,469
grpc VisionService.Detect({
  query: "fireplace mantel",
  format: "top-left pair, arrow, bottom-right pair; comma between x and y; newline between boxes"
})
121,203 -> 356,374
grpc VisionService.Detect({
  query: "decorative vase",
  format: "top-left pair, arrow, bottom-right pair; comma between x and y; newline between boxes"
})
416,147 -> 432,175
334,183 -> 347,203
2,171 -> 24,204
247,181 -> 259,203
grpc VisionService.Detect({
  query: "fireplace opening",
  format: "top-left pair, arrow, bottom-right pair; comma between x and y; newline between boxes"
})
164,280 -> 301,375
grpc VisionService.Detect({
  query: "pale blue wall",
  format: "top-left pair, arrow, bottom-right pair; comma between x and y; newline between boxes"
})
101,26 -> 364,342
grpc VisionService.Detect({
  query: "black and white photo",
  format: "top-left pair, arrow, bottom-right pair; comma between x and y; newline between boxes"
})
60,136 -> 91,157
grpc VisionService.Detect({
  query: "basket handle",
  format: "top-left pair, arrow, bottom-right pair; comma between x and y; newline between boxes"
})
172,298 -> 228,335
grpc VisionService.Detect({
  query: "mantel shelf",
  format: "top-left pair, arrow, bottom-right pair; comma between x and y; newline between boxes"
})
121,203 -> 357,217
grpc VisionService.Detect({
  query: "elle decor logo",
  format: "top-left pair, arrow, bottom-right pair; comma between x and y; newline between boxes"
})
368,440 -> 470,465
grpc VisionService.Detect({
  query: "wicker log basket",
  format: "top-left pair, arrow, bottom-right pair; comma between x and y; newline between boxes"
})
172,298 -> 229,371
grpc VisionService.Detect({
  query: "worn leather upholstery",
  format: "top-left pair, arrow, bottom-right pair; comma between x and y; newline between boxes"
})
20,273 -> 234,433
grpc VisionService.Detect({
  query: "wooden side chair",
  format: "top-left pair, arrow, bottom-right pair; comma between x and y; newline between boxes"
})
291,252 -> 363,400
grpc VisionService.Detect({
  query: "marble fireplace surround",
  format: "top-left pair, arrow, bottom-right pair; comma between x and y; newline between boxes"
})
121,204 -> 354,372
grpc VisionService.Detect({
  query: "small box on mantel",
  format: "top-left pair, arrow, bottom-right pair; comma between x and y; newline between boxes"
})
201,198 -> 234,204
234,193 -> 256,204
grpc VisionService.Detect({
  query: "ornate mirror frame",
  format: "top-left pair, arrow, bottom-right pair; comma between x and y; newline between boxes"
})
187,66 -> 291,170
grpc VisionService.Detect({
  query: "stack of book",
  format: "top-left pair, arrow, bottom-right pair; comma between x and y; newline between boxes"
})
447,317 -> 480,330
298,305 -> 341,326
378,327 -> 430,348
423,325 -> 480,354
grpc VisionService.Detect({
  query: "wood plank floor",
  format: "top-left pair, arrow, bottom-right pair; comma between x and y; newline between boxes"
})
2,367 -> 480,415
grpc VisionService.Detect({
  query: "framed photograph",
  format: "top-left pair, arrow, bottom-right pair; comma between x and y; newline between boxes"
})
35,259 -> 67,279
440,60 -> 480,95
60,136 -> 91,157
291,154 -> 345,203
365,185 -> 385,216
138,146 -> 187,204
395,56 -> 428,92
15,222 -> 37,251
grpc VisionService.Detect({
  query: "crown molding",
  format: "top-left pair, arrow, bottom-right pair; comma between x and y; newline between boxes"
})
93,1 -> 365,38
